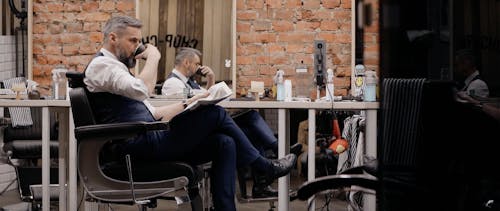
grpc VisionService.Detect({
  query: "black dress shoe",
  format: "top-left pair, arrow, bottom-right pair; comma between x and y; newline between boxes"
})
268,154 -> 297,182
252,184 -> 278,198
290,143 -> 303,156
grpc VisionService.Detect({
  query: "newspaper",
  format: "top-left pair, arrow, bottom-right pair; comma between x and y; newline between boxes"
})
184,81 -> 232,111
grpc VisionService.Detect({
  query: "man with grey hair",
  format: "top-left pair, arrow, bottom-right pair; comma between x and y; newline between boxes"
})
83,16 -> 297,210
162,47 -> 302,198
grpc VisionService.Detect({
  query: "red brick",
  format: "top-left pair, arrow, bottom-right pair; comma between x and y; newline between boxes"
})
303,0 -> 321,9
296,21 -> 321,31
272,21 -> 294,32
237,22 -> 251,33
33,23 -> 47,34
64,2 -> 81,12
63,45 -> 79,56
46,3 -> 64,12
116,1 -> 134,13
100,1 -> 115,11
48,22 -> 64,34
45,45 -> 61,55
236,0 -> 246,10
266,0 -> 282,8
286,44 -> 305,53
82,2 -> 99,12
254,21 -> 272,31
247,0 -> 265,9
341,0 -> 352,9
89,32 -> 104,43
323,0 -> 341,8
83,22 -> 102,32
237,11 -> 258,20
237,56 -> 254,65
278,33 -> 315,43
320,21 -> 340,31
61,33 -> 82,44
274,10 -> 295,20
66,22 -> 83,33
285,0 -> 302,8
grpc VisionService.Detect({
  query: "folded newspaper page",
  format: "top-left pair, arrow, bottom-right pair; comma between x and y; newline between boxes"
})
184,81 -> 232,111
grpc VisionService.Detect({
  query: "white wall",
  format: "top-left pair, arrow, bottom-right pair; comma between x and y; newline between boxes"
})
0,36 -> 17,82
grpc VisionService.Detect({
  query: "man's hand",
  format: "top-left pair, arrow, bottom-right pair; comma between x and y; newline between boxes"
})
197,66 -> 216,89
136,43 -> 161,61
197,66 -> 215,79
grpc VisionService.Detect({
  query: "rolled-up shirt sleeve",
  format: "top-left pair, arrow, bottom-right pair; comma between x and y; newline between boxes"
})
85,56 -> 149,101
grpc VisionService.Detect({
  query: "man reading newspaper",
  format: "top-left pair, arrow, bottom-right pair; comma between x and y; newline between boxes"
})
162,47 -> 302,198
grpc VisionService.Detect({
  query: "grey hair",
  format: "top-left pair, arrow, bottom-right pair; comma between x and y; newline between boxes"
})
102,16 -> 142,41
174,47 -> 202,66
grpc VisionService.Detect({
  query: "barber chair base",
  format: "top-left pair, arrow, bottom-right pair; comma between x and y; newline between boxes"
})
29,184 -> 61,201
1,202 -> 32,211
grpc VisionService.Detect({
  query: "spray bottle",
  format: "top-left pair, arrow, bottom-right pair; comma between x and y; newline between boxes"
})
51,65 -> 68,100
274,69 -> 285,101
326,68 -> 334,101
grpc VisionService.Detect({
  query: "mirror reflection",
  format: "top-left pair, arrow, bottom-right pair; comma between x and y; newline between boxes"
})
137,0 -> 233,88
0,0 -> 28,80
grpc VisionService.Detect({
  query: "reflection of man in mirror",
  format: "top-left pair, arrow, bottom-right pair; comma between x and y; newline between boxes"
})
162,47 -> 303,198
454,48 -> 489,98
161,47 -> 215,98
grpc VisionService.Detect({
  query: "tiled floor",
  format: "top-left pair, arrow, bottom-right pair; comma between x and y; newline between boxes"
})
0,170 -> 350,210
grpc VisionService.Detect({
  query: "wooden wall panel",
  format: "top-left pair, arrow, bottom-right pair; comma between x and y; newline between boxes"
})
138,0 -> 233,83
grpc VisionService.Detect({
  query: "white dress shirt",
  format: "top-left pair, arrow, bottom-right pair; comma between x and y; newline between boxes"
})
161,69 -> 206,97
84,48 -> 156,115
463,70 -> 489,98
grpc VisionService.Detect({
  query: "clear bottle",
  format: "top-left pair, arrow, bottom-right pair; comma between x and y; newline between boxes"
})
354,64 -> 366,99
274,69 -> 285,101
364,70 -> 377,101
326,68 -> 334,101
51,65 -> 68,100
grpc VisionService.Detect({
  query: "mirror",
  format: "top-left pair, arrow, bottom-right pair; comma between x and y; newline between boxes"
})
136,0 -> 235,90
0,0 -> 31,81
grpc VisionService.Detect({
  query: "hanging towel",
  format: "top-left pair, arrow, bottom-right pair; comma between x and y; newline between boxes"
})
2,77 -> 33,127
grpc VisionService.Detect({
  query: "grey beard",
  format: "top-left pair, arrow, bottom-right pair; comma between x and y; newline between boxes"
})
118,54 -> 136,69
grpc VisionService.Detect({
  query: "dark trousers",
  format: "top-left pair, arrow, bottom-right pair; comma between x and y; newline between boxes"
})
126,105 -> 261,211
233,110 -> 277,155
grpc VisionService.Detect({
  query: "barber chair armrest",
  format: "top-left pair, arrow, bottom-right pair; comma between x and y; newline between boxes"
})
75,121 -> 169,141
339,158 -> 378,176
295,174 -> 378,201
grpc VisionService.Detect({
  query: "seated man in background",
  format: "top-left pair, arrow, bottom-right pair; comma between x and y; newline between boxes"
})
454,48 -> 489,98
162,47 -> 302,198
83,16 -> 297,211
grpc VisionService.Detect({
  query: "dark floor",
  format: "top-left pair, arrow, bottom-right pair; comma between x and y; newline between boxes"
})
0,170 -> 350,211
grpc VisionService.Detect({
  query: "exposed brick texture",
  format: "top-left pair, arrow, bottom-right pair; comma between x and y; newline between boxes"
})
32,0 -> 135,86
236,0 -> 368,98
32,0 -> 379,97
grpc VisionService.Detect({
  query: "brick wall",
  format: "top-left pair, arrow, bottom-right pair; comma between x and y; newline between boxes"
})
236,0 -> 353,97
31,0 -> 379,95
363,0 -> 379,74
32,0 -> 135,87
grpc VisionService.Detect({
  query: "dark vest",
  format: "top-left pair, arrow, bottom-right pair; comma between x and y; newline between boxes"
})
461,74 -> 482,91
84,52 -> 161,160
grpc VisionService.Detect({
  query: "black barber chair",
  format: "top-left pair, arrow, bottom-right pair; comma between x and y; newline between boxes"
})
66,71 -> 208,211
294,79 -> 500,211
2,107 -> 60,210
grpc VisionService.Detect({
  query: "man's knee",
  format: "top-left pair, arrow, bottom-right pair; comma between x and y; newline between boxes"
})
216,135 -> 236,152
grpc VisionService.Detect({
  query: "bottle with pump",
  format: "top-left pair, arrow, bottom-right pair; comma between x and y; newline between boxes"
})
326,68 -> 334,101
364,70 -> 377,101
354,64 -> 366,100
274,69 -> 285,101
51,64 -> 68,100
